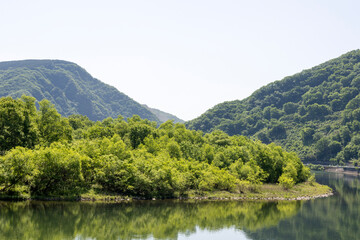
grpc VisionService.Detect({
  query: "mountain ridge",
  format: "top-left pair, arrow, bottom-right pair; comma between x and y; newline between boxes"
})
0,59 -> 177,123
187,49 -> 360,164
143,104 -> 185,123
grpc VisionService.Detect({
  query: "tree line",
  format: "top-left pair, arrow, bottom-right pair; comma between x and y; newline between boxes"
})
0,96 -> 310,198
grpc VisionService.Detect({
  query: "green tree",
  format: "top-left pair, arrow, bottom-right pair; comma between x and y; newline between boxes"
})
31,144 -> 84,196
300,127 -> 315,145
0,97 -> 25,152
268,122 -> 287,140
129,124 -> 153,149
283,102 -> 299,114
37,99 -> 72,145
0,147 -> 35,195
20,95 -> 38,148
167,141 -> 182,159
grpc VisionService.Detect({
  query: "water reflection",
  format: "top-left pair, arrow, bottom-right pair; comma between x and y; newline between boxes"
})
246,172 -> 360,240
1,172 -> 356,240
0,199 -> 301,240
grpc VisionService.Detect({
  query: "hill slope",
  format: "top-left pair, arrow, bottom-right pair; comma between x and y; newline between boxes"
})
0,59 -> 159,122
143,105 -> 185,123
187,50 -> 360,164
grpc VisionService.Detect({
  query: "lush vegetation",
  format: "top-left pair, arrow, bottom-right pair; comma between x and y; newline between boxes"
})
0,59 -> 159,122
307,163 -> 325,171
0,96 -> 312,199
187,50 -> 360,165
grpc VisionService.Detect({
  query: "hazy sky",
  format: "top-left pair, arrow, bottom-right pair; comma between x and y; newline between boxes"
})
1,0 -> 360,120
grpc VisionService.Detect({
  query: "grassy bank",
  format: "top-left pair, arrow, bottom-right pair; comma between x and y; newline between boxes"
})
186,182 -> 332,201
0,181 -> 332,202
0,181 -> 330,202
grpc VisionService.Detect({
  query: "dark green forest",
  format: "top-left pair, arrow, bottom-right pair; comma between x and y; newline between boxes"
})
187,50 -> 360,165
0,60 -> 159,122
0,96 -> 310,198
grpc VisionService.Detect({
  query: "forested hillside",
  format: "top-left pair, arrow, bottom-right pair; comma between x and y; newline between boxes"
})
0,60 -> 158,122
187,50 -> 360,165
0,96 -> 310,198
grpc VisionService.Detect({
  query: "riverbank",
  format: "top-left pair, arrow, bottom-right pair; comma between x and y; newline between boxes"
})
307,164 -> 360,176
34,181 -> 334,202
325,168 -> 360,176
0,182 -> 332,202
183,182 -> 332,201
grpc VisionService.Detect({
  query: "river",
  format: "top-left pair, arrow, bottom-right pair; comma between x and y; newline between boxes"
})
0,171 -> 358,240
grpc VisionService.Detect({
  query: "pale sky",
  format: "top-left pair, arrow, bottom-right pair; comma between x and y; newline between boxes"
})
1,0 -> 360,120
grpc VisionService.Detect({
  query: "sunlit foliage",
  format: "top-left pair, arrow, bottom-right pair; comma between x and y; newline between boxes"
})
187,50 -> 360,164
0,96 -> 310,198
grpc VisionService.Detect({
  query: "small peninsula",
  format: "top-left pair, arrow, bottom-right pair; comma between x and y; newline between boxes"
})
0,96 -> 330,201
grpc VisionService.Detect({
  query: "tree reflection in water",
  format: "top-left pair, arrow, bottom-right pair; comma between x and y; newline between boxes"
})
246,172 -> 360,240
0,199 -> 301,240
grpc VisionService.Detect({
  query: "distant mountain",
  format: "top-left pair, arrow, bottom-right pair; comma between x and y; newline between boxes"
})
187,50 -> 360,164
143,105 -> 184,123
0,59 -> 159,122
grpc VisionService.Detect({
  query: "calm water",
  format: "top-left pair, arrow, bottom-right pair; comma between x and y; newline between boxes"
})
0,172 -> 359,240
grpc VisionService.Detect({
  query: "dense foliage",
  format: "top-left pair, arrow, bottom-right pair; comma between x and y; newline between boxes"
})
187,50 -> 360,165
0,60 -> 159,122
0,96 -> 310,198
